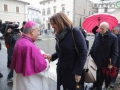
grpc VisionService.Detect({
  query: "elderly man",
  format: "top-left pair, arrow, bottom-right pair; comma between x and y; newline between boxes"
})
110,26 -> 120,88
90,22 -> 118,90
10,21 -> 50,90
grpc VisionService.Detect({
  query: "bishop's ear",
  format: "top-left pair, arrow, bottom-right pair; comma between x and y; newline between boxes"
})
30,29 -> 34,35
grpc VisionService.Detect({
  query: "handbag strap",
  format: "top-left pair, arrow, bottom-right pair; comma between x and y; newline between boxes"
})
72,28 -> 86,88
71,28 -> 79,55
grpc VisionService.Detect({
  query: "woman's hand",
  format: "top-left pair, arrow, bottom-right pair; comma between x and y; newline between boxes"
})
98,18 -> 100,26
75,74 -> 81,82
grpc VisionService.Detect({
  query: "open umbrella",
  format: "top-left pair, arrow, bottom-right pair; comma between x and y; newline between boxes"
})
82,13 -> 118,33
102,58 -> 117,89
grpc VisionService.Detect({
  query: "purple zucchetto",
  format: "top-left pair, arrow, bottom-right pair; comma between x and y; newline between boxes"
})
24,21 -> 36,28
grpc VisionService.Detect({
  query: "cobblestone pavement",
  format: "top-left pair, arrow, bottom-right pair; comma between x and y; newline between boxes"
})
0,34 -> 120,90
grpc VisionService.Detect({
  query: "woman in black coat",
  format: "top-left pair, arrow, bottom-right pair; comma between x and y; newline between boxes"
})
45,12 -> 87,90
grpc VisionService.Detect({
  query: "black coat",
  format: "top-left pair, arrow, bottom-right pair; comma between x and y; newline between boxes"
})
90,31 -> 118,68
5,32 -> 19,56
52,27 -> 87,90
86,39 -> 89,50
115,32 -> 120,67
92,26 -> 98,35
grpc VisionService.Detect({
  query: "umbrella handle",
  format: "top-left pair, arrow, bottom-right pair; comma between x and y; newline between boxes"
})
98,17 -> 100,26
98,17 -> 100,21
76,82 -> 80,89
109,58 -> 112,65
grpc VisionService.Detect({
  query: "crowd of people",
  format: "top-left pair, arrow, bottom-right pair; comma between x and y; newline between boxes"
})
0,21 -> 26,82
0,12 -> 120,90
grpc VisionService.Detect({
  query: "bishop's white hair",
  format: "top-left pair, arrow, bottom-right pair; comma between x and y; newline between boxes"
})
23,24 -> 39,34
100,22 -> 109,29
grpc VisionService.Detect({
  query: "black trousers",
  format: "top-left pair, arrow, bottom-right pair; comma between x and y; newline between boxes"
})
7,55 -> 12,68
93,68 -> 104,89
7,70 -> 13,79
7,55 -> 13,79
112,60 -> 120,83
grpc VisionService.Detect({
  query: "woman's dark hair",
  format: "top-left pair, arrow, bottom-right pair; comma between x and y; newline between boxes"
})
79,27 -> 87,38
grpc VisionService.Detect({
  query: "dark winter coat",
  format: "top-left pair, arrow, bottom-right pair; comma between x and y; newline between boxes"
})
90,30 -> 118,68
115,32 -> 120,67
86,39 -> 89,50
92,25 -> 120,67
51,27 -> 87,90
92,25 -> 113,34
92,26 -> 98,35
5,32 -> 19,56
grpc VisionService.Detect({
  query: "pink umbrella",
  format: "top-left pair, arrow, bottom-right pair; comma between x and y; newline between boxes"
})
82,13 -> 118,33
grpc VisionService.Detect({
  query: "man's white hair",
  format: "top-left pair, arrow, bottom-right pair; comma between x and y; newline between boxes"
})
113,26 -> 120,31
100,22 -> 109,29
23,24 -> 39,34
